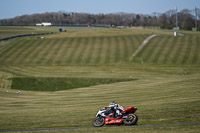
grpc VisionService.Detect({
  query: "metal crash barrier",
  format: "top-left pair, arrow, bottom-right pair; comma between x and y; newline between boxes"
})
0,32 -> 55,41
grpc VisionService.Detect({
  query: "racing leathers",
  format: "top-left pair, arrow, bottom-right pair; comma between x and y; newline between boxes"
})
104,103 -> 124,118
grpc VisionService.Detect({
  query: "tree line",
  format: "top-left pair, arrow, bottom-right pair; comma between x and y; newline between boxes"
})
0,8 -> 199,30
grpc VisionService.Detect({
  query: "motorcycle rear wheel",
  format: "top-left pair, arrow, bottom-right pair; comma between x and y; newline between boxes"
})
92,117 -> 105,127
124,114 -> 138,125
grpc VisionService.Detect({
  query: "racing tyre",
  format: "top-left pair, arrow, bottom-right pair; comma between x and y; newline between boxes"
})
92,117 -> 105,127
124,114 -> 138,125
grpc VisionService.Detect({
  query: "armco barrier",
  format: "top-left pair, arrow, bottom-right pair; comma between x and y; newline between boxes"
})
0,32 -> 55,41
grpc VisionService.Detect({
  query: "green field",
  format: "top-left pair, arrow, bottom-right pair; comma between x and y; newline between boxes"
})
0,26 -> 59,35
11,77 -> 135,91
0,27 -> 200,132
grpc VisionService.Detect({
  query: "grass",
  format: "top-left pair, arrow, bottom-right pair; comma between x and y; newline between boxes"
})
1,33 -> 199,66
0,27 -> 200,132
0,26 -> 58,35
136,34 -> 200,65
0,67 -> 200,132
0,35 -> 146,66
11,77 -> 135,91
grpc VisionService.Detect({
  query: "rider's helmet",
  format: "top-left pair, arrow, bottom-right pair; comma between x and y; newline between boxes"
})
110,101 -> 116,106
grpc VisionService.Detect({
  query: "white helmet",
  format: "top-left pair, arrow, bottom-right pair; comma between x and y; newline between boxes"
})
110,101 -> 116,106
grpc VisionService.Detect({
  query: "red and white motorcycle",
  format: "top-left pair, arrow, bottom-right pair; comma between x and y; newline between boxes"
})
92,106 -> 138,127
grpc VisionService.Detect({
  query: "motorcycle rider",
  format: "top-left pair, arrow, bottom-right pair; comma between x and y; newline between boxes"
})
104,101 -> 124,119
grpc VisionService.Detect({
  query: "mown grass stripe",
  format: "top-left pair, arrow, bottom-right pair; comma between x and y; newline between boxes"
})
105,37 -> 111,64
91,37 -> 102,65
172,37 -> 185,64
51,38 -> 68,65
139,36 -> 160,63
26,39 -> 51,65
0,39 -> 22,56
94,37 -> 104,64
0,39 -> 31,65
89,37 -> 101,65
23,39 -> 47,65
25,39 -> 47,65
1,40 -> 30,65
61,37 -> 75,65
145,37 -> 161,63
34,39 -> 54,65
120,36 -> 127,62
181,35 -> 193,64
167,36 -> 182,64
155,36 -> 172,64
125,35 -> 142,62
78,37 -> 92,65
128,35 -> 140,58
114,37 -> 120,62
74,37 -> 89,64
67,37 -> 82,65
33,39 -> 53,64
40,39 -> 58,65
0,39 -> 25,64
158,36 -> 173,64
134,35 -> 141,48
192,36 -> 200,64
152,36 -> 169,64
45,38 -> 64,65
175,36 -> 188,65
11,39 -> 39,65
0,40 -> 18,54
118,36 -> 125,62
57,38 -> 73,65
125,36 -> 134,57
118,36 -> 126,62
186,35 -> 197,65
79,37 -> 91,64
109,37 -> 116,64
169,36 -> 184,64
133,35 -> 142,50
98,37 -> 107,64
121,36 -> 129,62
84,37 -> 96,64
162,36 -> 178,64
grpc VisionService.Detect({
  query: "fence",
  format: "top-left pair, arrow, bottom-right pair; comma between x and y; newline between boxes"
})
0,32 -> 55,41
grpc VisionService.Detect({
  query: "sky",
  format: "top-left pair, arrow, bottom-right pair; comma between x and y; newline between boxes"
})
0,0 -> 199,19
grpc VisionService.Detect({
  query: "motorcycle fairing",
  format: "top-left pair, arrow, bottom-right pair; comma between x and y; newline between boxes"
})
105,117 -> 123,124
121,107 -> 137,114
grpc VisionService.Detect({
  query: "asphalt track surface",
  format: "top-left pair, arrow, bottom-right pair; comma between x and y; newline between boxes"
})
0,122 -> 199,132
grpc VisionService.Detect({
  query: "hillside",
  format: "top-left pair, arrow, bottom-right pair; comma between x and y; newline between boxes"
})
0,27 -> 200,132
0,28 -> 199,66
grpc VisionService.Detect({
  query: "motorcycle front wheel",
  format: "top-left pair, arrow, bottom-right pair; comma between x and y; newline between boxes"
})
92,117 -> 105,127
123,114 -> 138,126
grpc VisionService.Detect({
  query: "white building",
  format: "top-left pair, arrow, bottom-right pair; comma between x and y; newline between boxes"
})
36,23 -> 43,26
36,23 -> 52,26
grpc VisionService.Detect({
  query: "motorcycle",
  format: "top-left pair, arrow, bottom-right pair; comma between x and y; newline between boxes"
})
92,106 -> 138,127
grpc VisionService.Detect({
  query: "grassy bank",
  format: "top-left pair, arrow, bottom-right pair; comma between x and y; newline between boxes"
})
0,68 -> 200,131
0,27 -> 200,132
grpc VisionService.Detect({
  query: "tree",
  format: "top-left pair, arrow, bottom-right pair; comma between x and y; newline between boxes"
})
179,9 -> 195,30
0,9 -> 197,30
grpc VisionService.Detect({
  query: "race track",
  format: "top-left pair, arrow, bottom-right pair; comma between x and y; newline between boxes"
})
0,121 -> 199,132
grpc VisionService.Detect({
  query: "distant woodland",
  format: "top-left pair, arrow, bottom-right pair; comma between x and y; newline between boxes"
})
0,8 -> 199,30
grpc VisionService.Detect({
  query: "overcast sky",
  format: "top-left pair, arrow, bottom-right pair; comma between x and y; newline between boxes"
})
0,0 -> 199,19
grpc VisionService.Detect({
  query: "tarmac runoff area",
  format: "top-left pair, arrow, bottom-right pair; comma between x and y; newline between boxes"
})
0,121 -> 199,132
